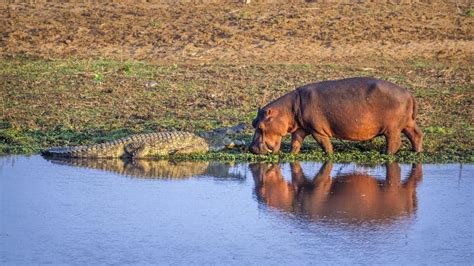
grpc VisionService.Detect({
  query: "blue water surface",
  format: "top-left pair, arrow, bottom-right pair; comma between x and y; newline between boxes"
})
1,155 -> 472,265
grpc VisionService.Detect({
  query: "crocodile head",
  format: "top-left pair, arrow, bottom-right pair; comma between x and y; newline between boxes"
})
199,123 -> 247,151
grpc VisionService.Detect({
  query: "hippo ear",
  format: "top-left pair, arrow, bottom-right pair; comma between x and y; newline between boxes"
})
265,108 -> 272,117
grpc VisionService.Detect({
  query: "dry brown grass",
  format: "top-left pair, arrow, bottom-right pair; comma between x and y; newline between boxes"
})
1,2 -> 472,64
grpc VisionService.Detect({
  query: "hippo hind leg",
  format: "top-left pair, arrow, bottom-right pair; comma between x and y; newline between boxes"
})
403,124 -> 423,152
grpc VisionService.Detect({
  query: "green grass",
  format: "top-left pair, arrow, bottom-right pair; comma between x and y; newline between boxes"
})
1,56 -> 473,163
466,7 -> 473,17
162,150 -> 471,164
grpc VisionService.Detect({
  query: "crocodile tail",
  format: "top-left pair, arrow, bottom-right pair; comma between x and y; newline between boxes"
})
42,144 -> 99,158
42,139 -> 125,158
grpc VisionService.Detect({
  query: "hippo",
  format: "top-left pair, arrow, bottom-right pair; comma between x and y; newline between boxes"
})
250,77 -> 423,154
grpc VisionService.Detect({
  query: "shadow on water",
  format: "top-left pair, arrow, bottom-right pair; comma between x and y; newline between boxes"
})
251,162 -> 422,224
45,157 -> 247,180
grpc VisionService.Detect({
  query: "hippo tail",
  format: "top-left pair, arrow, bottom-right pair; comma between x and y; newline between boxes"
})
411,94 -> 418,120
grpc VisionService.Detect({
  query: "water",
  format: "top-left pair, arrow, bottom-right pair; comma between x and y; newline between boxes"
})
1,155 -> 473,265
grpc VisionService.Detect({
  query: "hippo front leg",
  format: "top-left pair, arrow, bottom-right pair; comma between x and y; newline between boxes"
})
290,129 -> 308,153
311,133 -> 334,154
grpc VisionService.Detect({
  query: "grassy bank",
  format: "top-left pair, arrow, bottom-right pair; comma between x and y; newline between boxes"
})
1,56 -> 472,163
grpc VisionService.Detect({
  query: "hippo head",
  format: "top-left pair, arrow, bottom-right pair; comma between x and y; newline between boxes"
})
250,107 -> 288,154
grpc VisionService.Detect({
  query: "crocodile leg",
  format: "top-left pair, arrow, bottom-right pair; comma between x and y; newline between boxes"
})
124,141 -> 147,158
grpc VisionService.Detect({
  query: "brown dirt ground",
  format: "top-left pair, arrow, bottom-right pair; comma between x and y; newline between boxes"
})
1,1 -> 473,65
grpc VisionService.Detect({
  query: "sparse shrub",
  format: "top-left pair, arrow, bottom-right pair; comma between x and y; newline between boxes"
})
149,18 -> 161,28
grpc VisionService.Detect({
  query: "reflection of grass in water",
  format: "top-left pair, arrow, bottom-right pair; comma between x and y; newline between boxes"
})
2,57 -> 472,162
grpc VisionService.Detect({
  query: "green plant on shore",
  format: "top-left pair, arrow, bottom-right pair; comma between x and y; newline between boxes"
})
424,126 -> 447,135
466,7 -> 473,17
94,72 -> 103,83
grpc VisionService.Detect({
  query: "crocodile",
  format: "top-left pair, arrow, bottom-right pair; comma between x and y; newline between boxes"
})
41,123 -> 246,159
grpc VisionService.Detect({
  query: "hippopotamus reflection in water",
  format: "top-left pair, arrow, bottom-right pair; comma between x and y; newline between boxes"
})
250,77 -> 423,154
251,162 -> 422,223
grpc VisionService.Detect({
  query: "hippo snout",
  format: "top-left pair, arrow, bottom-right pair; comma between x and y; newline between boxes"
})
250,145 -> 261,154
250,142 -> 270,154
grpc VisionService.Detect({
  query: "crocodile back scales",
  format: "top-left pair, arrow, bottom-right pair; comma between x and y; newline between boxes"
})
42,131 -> 209,158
